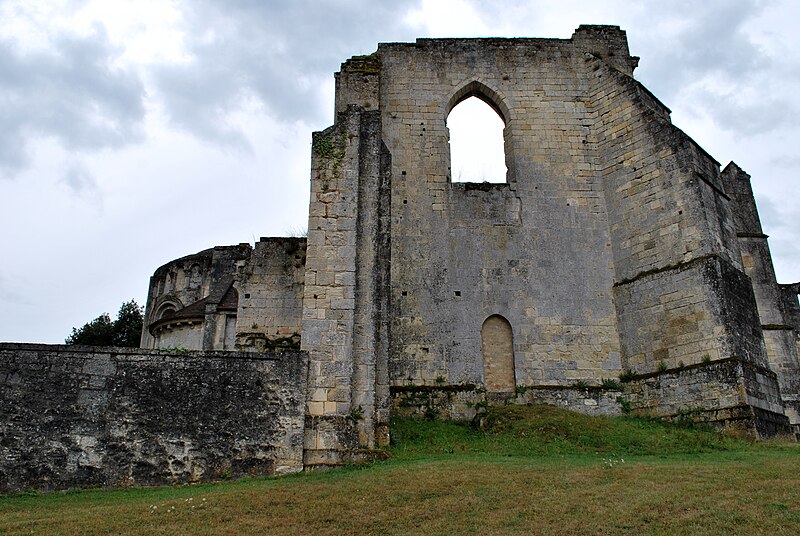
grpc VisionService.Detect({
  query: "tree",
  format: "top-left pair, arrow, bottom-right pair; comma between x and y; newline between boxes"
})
113,300 -> 145,347
66,300 -> 144,347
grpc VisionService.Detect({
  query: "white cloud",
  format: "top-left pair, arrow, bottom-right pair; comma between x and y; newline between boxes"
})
405,0 -> 489,36
61,161 -> 102,205
0,21 -> 145,176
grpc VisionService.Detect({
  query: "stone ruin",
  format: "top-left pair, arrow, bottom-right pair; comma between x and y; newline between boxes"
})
2,25 -> 799,492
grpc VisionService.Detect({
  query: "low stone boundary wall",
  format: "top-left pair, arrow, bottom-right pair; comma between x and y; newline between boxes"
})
390,359 -> 793,439
516,386 -> 623,416
0,343 -> 307,494
390,384 -> 624,422
391,384 -> 482,420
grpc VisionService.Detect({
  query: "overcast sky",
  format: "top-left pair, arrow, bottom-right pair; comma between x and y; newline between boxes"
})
1,0 -> 798,343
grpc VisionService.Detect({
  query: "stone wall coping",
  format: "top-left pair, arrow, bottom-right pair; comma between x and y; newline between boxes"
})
624,356 -> 778,383
0,342 -> 307,362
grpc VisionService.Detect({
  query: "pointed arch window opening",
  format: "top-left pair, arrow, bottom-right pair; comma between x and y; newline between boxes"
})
446,94 -> 508,184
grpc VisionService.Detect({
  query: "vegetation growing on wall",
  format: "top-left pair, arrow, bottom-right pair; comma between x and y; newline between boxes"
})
312,131 -> 347,189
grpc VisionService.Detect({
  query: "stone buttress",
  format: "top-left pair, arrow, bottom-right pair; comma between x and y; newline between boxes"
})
301,52 -> 392,465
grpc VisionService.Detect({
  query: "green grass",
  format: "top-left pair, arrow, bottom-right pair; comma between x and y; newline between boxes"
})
2,404 -> 799,535
391,404 -> 744,459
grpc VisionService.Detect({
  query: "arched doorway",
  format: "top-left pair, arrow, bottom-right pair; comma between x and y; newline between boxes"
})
481,315 -> 516,392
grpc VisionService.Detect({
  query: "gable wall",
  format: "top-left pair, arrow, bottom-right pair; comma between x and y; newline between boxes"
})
376,34 -> 623,389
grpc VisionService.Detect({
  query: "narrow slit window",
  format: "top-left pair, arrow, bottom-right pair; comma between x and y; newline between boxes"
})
447,96 -> 507,183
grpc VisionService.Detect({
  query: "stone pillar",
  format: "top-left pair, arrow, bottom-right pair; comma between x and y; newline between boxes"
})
350,111 -> 392,448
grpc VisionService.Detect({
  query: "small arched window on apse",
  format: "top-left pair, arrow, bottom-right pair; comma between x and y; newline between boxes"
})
481,314 -> 516,392
446,82 -> 509,183
156,302 -> 178,320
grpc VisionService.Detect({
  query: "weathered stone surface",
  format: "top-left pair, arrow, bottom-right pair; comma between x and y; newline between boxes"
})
0,344 -> 307,494
624,358 -> 789,438
724,163 -> 800,429
391,384 -> 624,421
311,25 -> 797,448
140,26 -> 798,459
236,238 -> 306,351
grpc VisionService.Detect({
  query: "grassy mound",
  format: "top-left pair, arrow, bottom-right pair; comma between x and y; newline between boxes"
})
391,403 -> 746,459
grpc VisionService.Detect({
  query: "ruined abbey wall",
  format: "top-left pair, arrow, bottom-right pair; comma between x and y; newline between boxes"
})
305,26 -> 798,455
140,240 -> 308,353
141,245 -> 251,351
374,36 -> 622,389
587,51 -> 759,376
724,164 -> 800,422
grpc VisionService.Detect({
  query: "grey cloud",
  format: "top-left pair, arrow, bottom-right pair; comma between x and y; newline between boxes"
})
628,0 -> 768,97
770,234 -> 800,283
756,194 -> 800,251
431,0 -> 793,136
154,64 -> 253,149
628,0 -> 800,136
62,161 -> 99,195
769,155 -> 800,168
0,275 -> 25,305
748,195 -> 800,283
0,24 -> 146,177
755,194 -> 783,231
696,92 -> 798,135
153,0 -> 422,142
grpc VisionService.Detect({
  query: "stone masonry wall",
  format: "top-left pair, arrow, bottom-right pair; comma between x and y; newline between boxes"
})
779,284 -> 800,426
300,104 -> 392,461
390,384 -> 624,422
350,109 -> 393,447
141,245 -> 252,350
236,238 -> 306,351
613,256 -> 768,373
723,162 -> 800,425
0,343 -> 307,494
585,37 -> 772,381
624,359 -> 789,438
151,321 -> 204,351
376,31 -> 624,390
323,27 -> 792,443
589,57 -> 741,283
301,108 -> 367,465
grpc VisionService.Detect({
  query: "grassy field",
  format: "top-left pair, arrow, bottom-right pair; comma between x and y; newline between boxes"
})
1,404 -> 799,535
